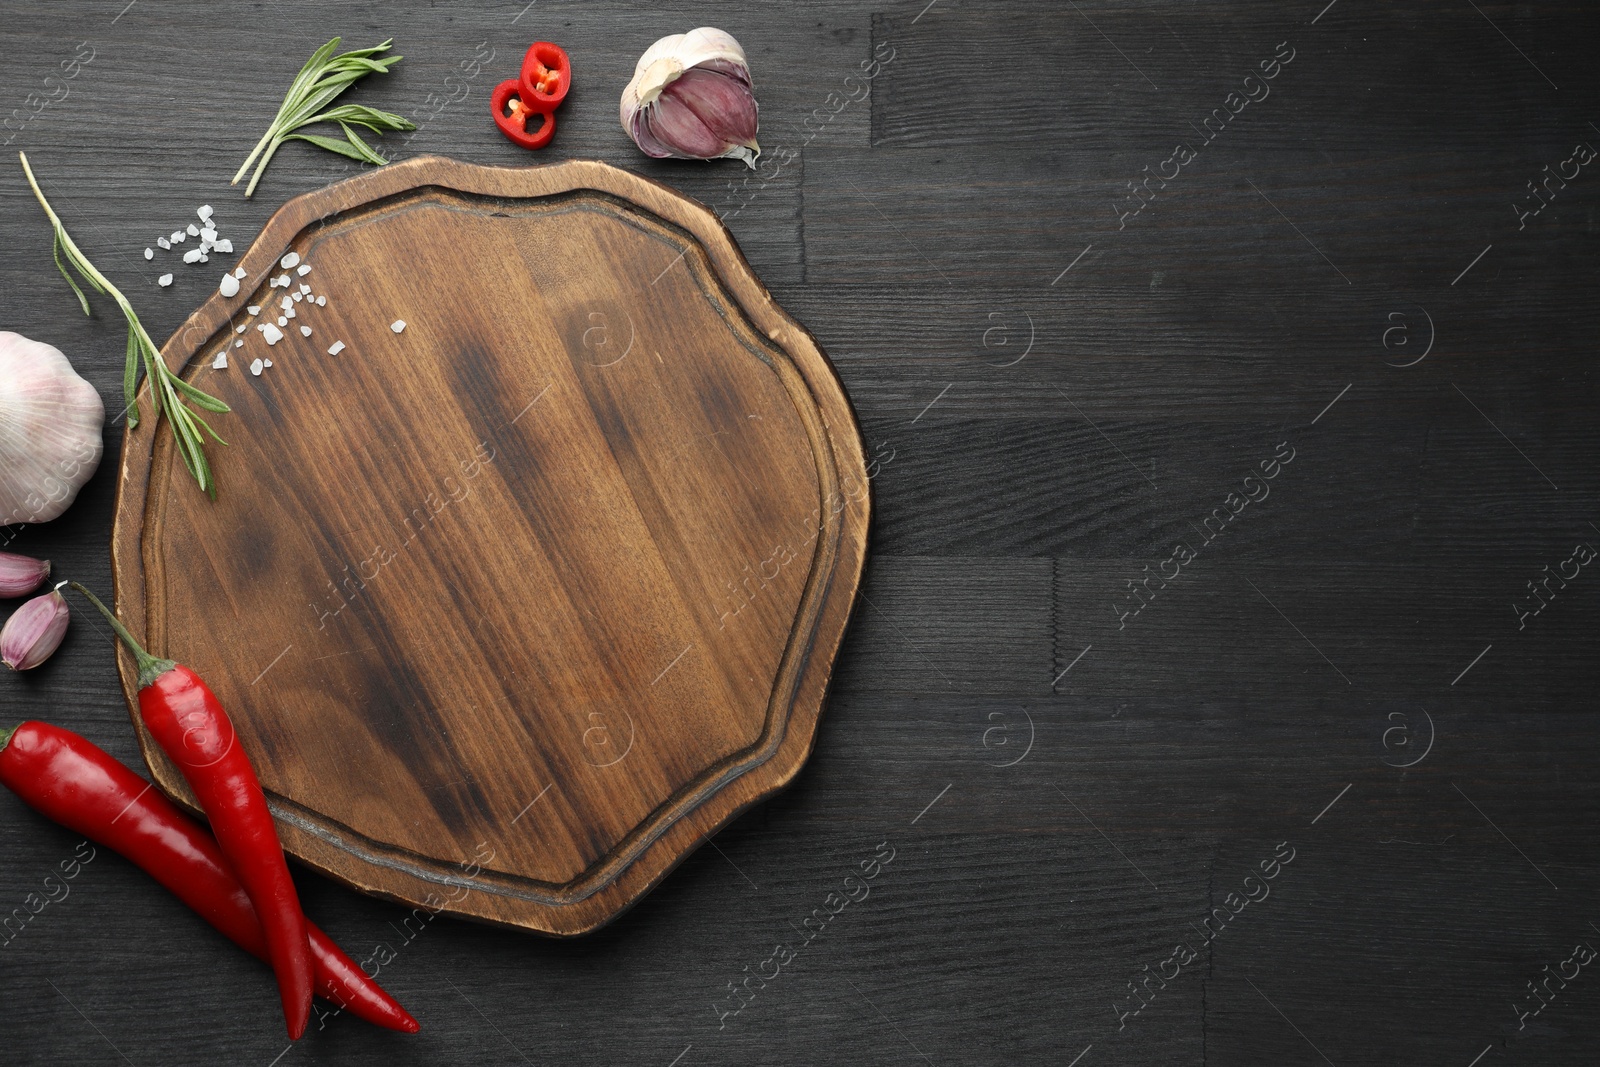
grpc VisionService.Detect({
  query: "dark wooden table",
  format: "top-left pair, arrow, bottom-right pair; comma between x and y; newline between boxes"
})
3,2 -> 1597,1064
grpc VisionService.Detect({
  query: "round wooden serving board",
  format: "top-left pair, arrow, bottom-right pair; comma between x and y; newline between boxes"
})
109,156 -> 870,935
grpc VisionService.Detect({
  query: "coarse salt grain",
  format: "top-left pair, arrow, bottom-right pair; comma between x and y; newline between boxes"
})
186,223 -> 199,237
220,274 -> 240,297
158,274 -> 173,287
234,339 -> 243,348
263,358 -> 272,367
211,352 -> 228,369
277,316 -> 287,327
250,358 -> 263,376
285,307 -> 296,320
327,341 -> 346,355
233,266 -> 246,279
262,324 -> 283,345
198,205 -> 213,220
292,291 -> 303,302
156,237 -> 170,250
144,248 -> 154,260
171,230 -> 186,244
280,296 -> 293,310
299,283 -> 311,295
390,320 -> 406,333
296,264 -> 311,276
200,227 -> 217,243
182,249 -> 203,264
280,252 -> 300,269
247,305 -> 260,315
214,239 -> 233,253
300,325 -> 312,337
235,324 -> 247,334
276,274 -> 290,287
315,295 -> 326,306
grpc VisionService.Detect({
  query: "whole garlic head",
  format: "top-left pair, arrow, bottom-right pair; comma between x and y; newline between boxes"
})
0,332 -> 104,525
621,27 -> 761,167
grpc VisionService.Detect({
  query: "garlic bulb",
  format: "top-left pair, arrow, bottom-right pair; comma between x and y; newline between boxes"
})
0,332 -> 104,526
621,27 -> 761,167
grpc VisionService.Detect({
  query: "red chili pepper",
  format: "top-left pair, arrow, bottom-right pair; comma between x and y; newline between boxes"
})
70,583 -> 314,1039
519,41 -> 571,110
0,720 -> 419,1033
491,78 -> 556,150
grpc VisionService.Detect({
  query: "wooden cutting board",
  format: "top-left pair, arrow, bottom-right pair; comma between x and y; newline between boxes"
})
109,156 -> 869,935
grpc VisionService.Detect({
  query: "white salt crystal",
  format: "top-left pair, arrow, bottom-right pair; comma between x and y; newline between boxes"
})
315,295 -> 325,306
219,274 -> 239,297
390,319 -> 406,333
250,358 -> 263,376
158,273 -> 173,287
214,239 -> 233,253
144,248 -> 154,260
233,266 -> 246,279
247,305 -> 260,315
262,324 -> 283,345
299,325 -> 312,336
280,252 -> 300,269
183,248 -> 203,264
327,341 -> 345,355
211,352 -> 228,369
186,223 -> 199,237
296,264 -> 311,276
198,204 -> 214,220
156,237 -> 170,250
171,230 -> 186,244
276,316 -> 287,327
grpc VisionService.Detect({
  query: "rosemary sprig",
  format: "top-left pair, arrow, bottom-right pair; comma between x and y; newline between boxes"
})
19,152 -> 230,498
232,38 -> 415,197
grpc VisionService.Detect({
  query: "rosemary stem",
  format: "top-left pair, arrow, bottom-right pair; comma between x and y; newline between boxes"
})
231,122 -> 280,186
19,152 -> 119,301
243,137 -> 284,198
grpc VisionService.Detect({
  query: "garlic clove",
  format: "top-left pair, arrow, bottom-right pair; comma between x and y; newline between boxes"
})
621,27 -> 760,168
645,87 -> 737,159
665,65 -> 759,146
0,333 -> 106,526
0,551 -> 50,598
1,586 -> 69,670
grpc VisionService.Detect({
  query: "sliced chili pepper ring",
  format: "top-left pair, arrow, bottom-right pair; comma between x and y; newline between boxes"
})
519,41 -> 571,110
491,78 -> 556,150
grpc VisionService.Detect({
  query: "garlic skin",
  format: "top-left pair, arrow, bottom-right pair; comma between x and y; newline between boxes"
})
0,332 -> 104,526
0,551 -> 51,598
621,27 -> 761,168
1,586 -> 69,671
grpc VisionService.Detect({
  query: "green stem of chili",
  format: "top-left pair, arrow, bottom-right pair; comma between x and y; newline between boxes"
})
67,582 -> 175,689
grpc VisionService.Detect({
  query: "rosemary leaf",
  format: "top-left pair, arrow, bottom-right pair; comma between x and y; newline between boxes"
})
19,152 -> 231,497
233,37 -> 414,198
283,132 -> 385,165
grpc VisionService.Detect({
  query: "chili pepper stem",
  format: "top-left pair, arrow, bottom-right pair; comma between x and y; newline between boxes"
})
0,724 -> 14,750
66,582 -> 175,689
